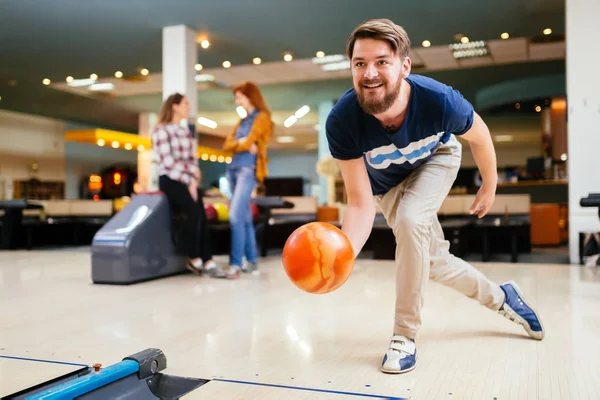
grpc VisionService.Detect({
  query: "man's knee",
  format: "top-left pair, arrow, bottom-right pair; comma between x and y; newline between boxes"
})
393,212 -> 429,237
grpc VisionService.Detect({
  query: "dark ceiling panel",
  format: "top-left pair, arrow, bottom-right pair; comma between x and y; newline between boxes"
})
0,78 -> 139,131
0,0 -> 565,126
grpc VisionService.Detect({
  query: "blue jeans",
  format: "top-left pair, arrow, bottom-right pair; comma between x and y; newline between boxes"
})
227,166 -> 258,267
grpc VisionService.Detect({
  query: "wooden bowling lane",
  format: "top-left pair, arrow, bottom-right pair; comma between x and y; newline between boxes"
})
0,356 -> 87,398
2,250 -> 600,399
183,379 -> 407,399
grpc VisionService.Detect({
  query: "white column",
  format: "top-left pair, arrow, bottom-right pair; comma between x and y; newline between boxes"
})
162,24 -> 198,153
137,112 -> 158,192
317,100 -> 334,205
566,0 -> 600,263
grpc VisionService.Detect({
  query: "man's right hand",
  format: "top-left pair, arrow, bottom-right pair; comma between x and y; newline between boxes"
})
336,157 -> 376,258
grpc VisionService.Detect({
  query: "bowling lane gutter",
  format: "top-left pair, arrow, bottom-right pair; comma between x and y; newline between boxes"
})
0,355 -> 406,399
212,378 -> 407,399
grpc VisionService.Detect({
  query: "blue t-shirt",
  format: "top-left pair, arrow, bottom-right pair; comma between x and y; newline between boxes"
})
326,74 -> 474,195
229,109 -> 259,168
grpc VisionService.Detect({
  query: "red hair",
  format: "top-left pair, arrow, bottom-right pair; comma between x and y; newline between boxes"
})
233,81 -> 270,116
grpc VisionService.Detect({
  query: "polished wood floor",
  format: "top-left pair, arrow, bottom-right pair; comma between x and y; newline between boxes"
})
1,249 -> 599,399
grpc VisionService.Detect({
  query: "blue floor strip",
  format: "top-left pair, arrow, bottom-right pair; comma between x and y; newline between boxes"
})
213,378 -> 407,399
0,355 -> 88,368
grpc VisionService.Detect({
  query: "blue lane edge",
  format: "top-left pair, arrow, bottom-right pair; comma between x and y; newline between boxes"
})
24,360 -> 139,400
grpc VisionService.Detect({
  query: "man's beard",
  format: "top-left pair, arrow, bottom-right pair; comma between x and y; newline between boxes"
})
356,77 -> 402,115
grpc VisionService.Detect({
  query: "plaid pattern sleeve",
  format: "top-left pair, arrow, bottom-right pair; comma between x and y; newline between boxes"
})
152,123 -> 198,185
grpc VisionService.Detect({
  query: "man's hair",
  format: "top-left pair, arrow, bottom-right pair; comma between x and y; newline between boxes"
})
346,19 -> 411,60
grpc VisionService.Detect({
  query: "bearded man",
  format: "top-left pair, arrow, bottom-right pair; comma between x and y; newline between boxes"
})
325,18 -> 544,374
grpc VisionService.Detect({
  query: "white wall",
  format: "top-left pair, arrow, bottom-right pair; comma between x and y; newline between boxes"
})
0,110 -> 66,198
0,109 -> 139,200
566,0 -> 600,264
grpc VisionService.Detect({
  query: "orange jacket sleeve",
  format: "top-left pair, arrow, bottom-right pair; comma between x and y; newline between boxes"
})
222,112 -> 272,153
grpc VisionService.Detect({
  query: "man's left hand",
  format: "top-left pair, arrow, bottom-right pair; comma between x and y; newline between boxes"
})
469,183 -> 496,218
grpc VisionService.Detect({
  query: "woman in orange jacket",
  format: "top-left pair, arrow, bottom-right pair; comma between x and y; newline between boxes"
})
222,81 -> 273,277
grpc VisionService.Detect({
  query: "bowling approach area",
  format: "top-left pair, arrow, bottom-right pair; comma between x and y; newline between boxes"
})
2,247 -> 600,398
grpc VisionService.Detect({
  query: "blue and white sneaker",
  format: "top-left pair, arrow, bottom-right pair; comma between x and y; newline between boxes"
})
499,281 -> 544,340
381,335 -> 417,374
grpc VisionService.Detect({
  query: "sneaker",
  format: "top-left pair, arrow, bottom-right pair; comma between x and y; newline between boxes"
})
242,261 -> 259,274
203,261 -> 227,279
499,281 -> 544,340
186,258 -> 203,276
381,335 -> 417,374
226,265 -> 241,279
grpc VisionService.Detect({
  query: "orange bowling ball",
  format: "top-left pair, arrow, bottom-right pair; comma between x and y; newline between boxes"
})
282,222 -> 354,294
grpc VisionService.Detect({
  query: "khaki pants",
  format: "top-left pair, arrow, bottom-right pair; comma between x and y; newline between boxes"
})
375,136 -> 505,339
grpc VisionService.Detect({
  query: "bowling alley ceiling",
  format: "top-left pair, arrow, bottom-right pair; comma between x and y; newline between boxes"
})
0,0 -> 566,146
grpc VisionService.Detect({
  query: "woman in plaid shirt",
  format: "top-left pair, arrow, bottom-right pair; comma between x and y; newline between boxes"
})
153,93 -> 230,279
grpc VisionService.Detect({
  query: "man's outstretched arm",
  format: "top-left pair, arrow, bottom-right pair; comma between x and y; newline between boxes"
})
336,157 -> 376,258
460,111 -> 498,218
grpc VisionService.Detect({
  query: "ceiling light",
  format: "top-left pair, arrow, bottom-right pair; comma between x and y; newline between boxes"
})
316,51 -> 325,58
97,139 -> 105,146
194,64 -> 203,71
253,57 -> 262,65
201,153 -> 209,161
500,32 -> 510,39
89,83 -> 114,91
209,154 -> 217,162
450,41 -> 488,59
494,135 -> 513,142
197,116 -> 218,129
112,141 -> 119,148
68,78 -> 95,87
124,143 -> 132,150
195,74 -> 215,82
201,40 -> 210,49
312,54 -> 346,64
561,153 -> 567,161
283,52 -> 293,62
543,28 -> 552,35
284,115 -> 297,128
42,78 -> 51,85
90,74 -> 98,80
422,40 -> 431,47
236,106 -> 247,118
137,145 -> 145,151
535,105 -> 541,112
115,71 -> 123,78
225,157 -> 232,164
66,76 -> 74,83
217,156 -> 225,163
460,36 -> 470,44
222,61 -> 231,68
515,103 -> 521,109
276,136 -> 295,143
321,60 -> 350,71
140,68 -> 149,76
295,105 -> 310,119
